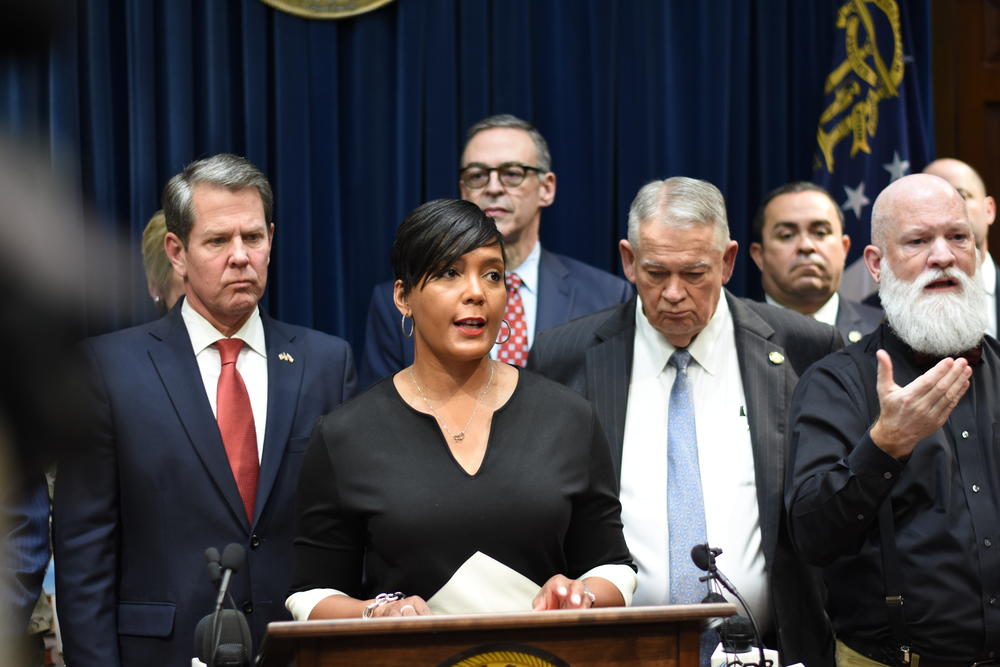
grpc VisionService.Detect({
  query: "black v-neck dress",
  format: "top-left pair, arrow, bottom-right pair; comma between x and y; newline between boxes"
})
290,368 -> 633,606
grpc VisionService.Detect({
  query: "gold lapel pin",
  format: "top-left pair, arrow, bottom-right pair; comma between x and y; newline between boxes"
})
278,352 -> 294,363
848,330 -> 863,343
768,351 -> 785,365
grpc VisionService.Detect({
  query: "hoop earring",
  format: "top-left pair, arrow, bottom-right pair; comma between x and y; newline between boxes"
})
496,319 -> 512,345
401,314 -> 414,338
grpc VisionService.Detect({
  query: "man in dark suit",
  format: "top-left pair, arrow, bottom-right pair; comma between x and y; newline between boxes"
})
359,114 -> 632,386
923,158 -> 997,338
52,154 -> 357,666
1,475 -> 50,664
529,177 -> 838,666
749,181 -> 881,344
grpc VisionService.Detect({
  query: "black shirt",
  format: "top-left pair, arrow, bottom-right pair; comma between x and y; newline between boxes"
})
291,369 -> 633,606
786,324 -> 1000,660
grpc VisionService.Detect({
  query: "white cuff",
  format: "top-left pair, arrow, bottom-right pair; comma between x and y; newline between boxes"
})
580,563 -> 637,606
285,588 -> 347,621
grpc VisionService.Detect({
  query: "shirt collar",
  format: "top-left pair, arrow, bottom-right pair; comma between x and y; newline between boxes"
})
181,299 -> 267,358
634,287 -> 730,377
981,252 -> 996,296
764,291 -> 839,327
507,241 -> 541,295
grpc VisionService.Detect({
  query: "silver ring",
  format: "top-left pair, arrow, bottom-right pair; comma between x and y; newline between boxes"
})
400,604 -> 416,614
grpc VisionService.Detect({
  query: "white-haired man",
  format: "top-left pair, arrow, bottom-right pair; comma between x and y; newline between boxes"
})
531,177 -> 839,666
787,173 -> 998,665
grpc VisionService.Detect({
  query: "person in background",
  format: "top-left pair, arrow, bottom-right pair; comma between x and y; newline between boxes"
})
359,114 -> 632,386
749,181 -> 881,344
0,475 -> 50,666
142,209 -> 185,315
287,199 -> 635,620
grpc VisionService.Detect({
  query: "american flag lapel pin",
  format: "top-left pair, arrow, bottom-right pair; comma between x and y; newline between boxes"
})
278,352 -> 294,363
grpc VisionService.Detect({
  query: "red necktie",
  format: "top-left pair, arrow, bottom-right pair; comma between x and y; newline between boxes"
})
497,273 -> 529,367
215,338 -> 259,522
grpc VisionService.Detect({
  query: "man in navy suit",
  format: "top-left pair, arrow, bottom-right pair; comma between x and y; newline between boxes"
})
359,114 -> 632,386
923,158 -> 997,338
749,182 -> 881,344
53,154 -> 357,666
1,475 -> 50,663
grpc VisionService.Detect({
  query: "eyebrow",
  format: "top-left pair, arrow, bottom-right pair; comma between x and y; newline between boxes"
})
641,259 -> 710,271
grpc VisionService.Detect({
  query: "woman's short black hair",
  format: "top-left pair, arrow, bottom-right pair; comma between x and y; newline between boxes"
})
391,199 -> 505,294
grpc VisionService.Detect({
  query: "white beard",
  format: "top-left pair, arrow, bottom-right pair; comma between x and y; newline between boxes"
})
879,261 -> 987,356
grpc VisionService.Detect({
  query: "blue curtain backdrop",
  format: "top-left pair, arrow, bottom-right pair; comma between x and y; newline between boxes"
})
0,0 -> 933,354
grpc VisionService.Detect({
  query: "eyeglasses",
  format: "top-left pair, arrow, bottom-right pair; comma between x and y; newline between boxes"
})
459,162 -> 545,189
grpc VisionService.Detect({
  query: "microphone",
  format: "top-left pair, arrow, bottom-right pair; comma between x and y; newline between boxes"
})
691,543 -> 767,667
205,547 -> 222,586
194,543 -> 252,666
195,610 -> 251,667
691,543 -> 722,572
700,590 -> 729,636
215,543 -> 245,614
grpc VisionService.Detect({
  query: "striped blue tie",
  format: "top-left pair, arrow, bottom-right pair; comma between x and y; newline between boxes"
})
667,349 -> 715,664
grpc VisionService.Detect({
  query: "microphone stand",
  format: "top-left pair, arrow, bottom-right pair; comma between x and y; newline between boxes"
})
694,544 -> 767,667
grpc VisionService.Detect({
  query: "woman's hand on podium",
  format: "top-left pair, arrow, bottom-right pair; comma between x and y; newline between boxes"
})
365,593 -> 432,618
532,575 -> 596,610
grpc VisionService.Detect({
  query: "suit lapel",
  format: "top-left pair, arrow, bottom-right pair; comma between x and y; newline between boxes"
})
535,249 -> 573,332
586,299 -> 637,480
147,309 -> 248,528
255,314 -> 304,525
835,299 -> 857,333
728,294 -> 786,562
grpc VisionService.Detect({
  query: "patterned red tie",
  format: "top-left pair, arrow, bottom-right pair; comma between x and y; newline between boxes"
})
215,338 -> 259,523
497,273 -> 529,367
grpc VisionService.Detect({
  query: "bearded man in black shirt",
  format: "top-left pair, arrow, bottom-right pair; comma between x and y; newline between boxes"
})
787,173 -> 999,666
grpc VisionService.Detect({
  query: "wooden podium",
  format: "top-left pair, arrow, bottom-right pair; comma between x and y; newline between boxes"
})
257,603 -> 736,667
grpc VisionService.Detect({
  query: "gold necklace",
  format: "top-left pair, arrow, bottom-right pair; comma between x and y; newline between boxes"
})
409,362 -> 496,442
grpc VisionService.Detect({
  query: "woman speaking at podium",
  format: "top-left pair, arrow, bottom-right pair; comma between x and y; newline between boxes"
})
286,199 -> 635,620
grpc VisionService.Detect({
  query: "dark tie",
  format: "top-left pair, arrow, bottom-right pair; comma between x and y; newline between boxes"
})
497,272 -> 529,367
215,338 -> 259,523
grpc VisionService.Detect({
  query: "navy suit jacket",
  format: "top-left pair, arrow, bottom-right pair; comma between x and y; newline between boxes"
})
528,293 -> 840,667
1,475 -> 50,632
358,247 -> 633,386
53,304 -> 357,666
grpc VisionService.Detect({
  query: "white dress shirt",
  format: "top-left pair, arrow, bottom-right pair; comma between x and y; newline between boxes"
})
620,291 -> 771,634
490,241 -> 541,360
764,291 -> 839,327
982,252 -> 997,339
181,300 -> 268,461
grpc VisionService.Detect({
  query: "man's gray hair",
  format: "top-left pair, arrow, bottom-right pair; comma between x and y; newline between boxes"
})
162,153 -> 273,246
464,114 -> 552,173
627,177 -> 730,249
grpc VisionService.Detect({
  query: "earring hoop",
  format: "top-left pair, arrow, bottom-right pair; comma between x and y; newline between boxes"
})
401,314 -> 414,338
496,319 -> 512,345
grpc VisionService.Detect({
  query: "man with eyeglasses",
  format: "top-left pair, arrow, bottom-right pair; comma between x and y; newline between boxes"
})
359,114 -> 632,386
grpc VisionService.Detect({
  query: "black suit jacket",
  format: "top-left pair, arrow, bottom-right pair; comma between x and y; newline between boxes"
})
835,298 -> 883,344
358,247 -> 633,387
53,304 -> 357,666
528,292 -> 840,666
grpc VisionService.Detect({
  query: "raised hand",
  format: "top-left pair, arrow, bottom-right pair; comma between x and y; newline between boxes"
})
869,349 -> 971,459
